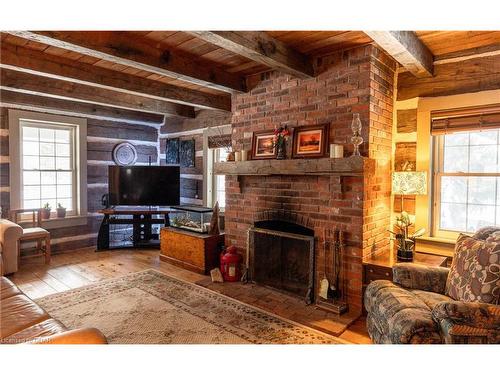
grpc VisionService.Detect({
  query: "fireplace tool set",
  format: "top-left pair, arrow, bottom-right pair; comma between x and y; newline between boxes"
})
317,228 -> 348,315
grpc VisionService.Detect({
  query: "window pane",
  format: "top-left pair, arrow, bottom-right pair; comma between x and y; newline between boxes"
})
56,157 -> 71,170
440,202 -> 467,232
445,132 -> 469,147
23,185 -> 40,200
469,145 -> 497,172
467,204 -> 495,232
57,198 -> 72,210
39,128 -> 55,142
23,141 -> 39,156
468,177 -> 496,205
23,156 -> 39,170
23,199 -> 41,209
470,130 -> 498,145
441,176 -> 467,203
23,171 -> 40,185
23,127 -> 39,142
443,146 -> 468,172
41,171 -> 56,185
41,185 -> 56,199
57,184 -> 72,198
40,156 -> 55,170
55,129 -> 71,143
40,142 -> 55,156
57,171 -> 72,185
56,143 -> 70,157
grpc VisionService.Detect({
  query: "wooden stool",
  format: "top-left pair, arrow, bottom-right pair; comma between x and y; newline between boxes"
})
10,209 -> 51,265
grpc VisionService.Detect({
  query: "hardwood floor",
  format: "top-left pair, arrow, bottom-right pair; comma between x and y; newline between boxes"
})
7,247 -> 371,344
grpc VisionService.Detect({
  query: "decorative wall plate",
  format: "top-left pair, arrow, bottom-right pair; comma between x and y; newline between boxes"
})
112,142 -> 138,166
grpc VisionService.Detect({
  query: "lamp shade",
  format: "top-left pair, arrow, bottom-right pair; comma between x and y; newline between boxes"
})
392,171 -> 427,195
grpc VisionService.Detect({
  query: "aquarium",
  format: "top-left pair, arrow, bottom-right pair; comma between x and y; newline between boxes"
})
169,205 -> 213,233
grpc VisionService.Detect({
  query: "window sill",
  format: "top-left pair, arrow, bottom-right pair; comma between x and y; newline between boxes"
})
20,215 -> 88,229
415,236 -> 456,258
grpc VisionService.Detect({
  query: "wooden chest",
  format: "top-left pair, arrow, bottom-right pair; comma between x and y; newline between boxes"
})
160,227 -> 225,274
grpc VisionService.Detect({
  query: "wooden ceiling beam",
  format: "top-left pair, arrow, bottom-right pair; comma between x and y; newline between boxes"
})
5,31 -> 246,93
0,69 -> 195,118
434,43 -> 500,65
364,31 -> 434,78
0,42 -> 230,112
188,31 -> 314,79
0,89 -> 165,126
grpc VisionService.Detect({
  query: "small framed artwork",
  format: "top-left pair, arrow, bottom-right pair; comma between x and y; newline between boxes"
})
251,131 -> 276,160
180,139 -> 195,168
165,138 -> 179,165
291,124 -> 329,158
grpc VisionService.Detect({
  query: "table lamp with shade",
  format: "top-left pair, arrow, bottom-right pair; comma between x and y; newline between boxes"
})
391,171 -> 428,261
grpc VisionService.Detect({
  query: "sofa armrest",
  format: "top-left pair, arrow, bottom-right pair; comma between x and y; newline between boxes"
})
0,219 -> 23,275
28,328 -> 108,344
432,301 -> 500,330
392,263 -> 449,294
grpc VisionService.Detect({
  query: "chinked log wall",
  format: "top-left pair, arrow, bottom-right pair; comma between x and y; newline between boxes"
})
0,107 -> 158,253
159,109 -> 232,206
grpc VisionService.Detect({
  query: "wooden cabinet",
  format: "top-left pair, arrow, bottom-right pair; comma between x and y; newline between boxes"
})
160,227 -> 224,275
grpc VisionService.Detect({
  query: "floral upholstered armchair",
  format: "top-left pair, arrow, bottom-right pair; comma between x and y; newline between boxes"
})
364,227 -> 500,344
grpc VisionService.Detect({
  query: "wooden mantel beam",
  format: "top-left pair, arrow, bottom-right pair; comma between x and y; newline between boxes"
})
364,31 -> 434,78
0,89 -> 165,126
5,31 -> 246,93
0,69 -> 195,118
0,42 -> 231,112
188,31 -> 314,79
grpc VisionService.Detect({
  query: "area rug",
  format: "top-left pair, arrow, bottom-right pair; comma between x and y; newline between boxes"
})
36,269 -> 344,344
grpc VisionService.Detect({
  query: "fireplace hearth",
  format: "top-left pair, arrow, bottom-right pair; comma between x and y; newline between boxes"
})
248,219 -> 315,304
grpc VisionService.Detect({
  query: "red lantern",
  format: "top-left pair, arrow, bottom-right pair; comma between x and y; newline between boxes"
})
220,246 -> 241,282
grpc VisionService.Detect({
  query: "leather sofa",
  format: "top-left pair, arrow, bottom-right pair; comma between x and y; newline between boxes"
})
0,219 -> 23,275
1,276 -> 107,344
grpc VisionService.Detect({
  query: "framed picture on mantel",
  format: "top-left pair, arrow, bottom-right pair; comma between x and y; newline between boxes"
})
291,124 -> 329,158
251,130 -> 276,160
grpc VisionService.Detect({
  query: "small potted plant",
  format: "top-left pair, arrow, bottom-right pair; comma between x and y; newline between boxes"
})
388,211 -> 425,262
56,203 -> 67,218
41,202 -> 51,220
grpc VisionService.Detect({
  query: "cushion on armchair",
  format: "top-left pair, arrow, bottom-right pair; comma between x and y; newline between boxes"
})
445,234 -> 500,304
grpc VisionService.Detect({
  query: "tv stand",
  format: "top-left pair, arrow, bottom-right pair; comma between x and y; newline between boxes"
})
96,207 -> 175,251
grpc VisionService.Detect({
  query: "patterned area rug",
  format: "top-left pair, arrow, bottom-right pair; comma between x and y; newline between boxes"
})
36,269 -> 344,344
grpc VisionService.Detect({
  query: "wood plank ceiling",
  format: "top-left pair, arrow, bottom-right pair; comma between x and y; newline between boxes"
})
1,30 -> 499,124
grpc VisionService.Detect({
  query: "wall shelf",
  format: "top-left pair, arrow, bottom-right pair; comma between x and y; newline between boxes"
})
213,156 -> 374,177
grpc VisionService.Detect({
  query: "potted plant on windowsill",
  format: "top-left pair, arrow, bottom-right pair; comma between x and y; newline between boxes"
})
41,202 -> 51,220
56,203 -> 67,218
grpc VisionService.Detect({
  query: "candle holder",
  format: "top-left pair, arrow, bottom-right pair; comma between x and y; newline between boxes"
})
350,113 -> 363,157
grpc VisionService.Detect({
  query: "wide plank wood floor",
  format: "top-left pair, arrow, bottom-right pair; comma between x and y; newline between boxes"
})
8,247 -> 371,344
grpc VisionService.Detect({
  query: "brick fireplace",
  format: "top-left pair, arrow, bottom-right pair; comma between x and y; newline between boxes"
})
223,44 -> 396,313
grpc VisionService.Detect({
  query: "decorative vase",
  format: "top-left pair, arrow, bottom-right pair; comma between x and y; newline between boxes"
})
276,140 -> 286,160
56,208 -> 67,218
397,247 -> 414,262
41,208 -> 51,220
350,113 -> 363,157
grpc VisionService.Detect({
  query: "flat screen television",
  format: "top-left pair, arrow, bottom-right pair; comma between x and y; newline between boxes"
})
108,166 -> 180,206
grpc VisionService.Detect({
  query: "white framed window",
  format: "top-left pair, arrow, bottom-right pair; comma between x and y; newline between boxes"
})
212,148 -> 228,209
21,122 -> 77,215
9,110 -> 87,224
433,129 -> 500,236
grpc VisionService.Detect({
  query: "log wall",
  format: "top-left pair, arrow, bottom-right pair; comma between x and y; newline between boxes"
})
0,107 -> 158,253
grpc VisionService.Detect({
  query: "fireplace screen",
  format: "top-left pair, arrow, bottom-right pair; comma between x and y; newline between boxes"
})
248,226 -> 314,304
